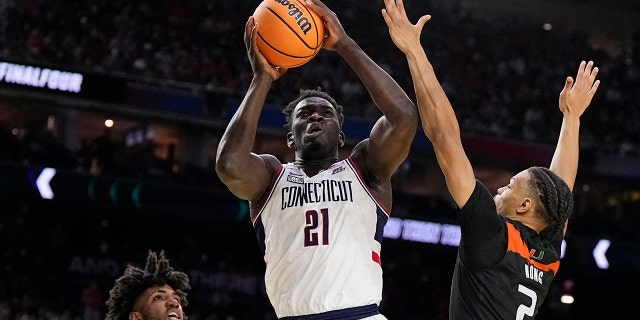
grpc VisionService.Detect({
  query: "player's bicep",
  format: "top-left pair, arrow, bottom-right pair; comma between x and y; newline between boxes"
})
364,116 -> 416,176
219,153 -> 277,201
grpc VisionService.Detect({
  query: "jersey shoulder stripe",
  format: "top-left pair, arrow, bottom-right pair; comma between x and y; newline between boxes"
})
252,164 -> 285,226
345,157 -> 390,216
506,222 -> 560,273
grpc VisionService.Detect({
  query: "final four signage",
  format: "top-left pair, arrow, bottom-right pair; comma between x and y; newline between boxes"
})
0,60 -> 84,93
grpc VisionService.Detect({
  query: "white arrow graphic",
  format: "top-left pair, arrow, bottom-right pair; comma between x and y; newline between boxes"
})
593,239 -> 610,269
36,167 -> 56,199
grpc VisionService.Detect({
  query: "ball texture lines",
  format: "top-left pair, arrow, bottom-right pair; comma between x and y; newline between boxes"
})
252,0 -> 325,68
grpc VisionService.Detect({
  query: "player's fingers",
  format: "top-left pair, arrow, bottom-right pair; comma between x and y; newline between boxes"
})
589,79 -> 601,97
305,0 -> 327,15
244,17 -> 254,49
417,15 -> 432,29
396,0 -> 407,16
575,60 -> 586,80
589,65 -> 599,83
381,9 -> 392,27
383,0 -> 396,14
562,76 -> 574,94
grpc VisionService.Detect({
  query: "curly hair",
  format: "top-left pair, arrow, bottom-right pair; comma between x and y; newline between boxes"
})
105,250 -> 191,320
282,88 -> 344,130
527,166 -> 574,241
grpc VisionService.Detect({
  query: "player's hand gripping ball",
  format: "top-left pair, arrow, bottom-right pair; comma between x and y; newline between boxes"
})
252,0 -> 325,68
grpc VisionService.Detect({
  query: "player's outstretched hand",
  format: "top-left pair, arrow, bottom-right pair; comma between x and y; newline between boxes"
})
559,60 -> 600,117
381,0 -> 431,54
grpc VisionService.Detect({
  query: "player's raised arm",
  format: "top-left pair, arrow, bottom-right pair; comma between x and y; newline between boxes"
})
549,60 -> 599,236
382,0 -> 475,207
550,60 -> 600,191
215,17 -> 286,201
306,0 -> 418,183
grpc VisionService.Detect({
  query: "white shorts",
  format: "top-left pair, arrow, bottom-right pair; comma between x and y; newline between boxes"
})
278,304 -> 386,320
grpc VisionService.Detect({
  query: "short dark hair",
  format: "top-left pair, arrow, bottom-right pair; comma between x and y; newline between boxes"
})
105,250 -> 191,320
527,166 -> 574,241
282,88 -> 344,130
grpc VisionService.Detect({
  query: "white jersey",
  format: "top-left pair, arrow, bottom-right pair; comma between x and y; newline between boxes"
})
252,157 -> 389,318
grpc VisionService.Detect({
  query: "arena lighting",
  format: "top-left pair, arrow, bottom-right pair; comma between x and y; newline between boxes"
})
35,167 -> 56,199
384,217 -> 460,246
593,239 -> 610,269
384,217 -> 568,256
560,294 -> 575,304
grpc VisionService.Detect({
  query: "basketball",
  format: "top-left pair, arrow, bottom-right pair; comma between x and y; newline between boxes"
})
252,0 -> 325,68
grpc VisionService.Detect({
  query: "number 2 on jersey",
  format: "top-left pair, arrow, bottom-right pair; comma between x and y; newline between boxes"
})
304,208 -> 329,246
516,284 -> 537,319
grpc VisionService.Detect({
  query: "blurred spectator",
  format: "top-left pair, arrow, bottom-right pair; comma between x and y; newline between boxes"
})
89,129 -> 117,175
81,280 -> 103,320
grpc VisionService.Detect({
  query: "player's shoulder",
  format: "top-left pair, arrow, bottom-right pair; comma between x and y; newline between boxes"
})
258,154 -> 283,169
256,154 -> 286,180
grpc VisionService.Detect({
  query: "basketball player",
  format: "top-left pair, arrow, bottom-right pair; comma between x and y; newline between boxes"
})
105,250 -> 190,320
215,0 -> 418,318
381,0 -> 600,318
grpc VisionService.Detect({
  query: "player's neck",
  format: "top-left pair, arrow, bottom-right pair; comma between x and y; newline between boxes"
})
294,157 -> 339,176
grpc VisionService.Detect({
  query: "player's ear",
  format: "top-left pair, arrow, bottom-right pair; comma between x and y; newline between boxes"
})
287,132 -> 295,149
129,311 -> 142,320
338,131 -> 345,148
517,197 -> 533,214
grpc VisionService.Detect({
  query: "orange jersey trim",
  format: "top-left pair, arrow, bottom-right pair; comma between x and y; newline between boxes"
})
506,222 -> 560,274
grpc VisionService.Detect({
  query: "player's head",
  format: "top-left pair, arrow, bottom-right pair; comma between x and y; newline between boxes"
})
283,88 -> 344,129
283,88 -> 345,153
494,167 -> 573,240
526,166 -> 574,240
105,250 -> 191,320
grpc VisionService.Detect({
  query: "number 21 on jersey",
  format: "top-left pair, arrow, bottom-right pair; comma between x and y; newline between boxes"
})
304,208 -> 329,246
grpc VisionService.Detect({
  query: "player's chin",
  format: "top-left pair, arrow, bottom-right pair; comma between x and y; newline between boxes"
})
301,138 -> 327,151
493,198 -> 502,211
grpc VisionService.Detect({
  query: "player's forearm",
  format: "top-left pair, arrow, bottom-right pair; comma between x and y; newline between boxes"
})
217,75 -> 271,166
549,115 -> 581,191
335,38 -> 416,123
405,49 -> 461,143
